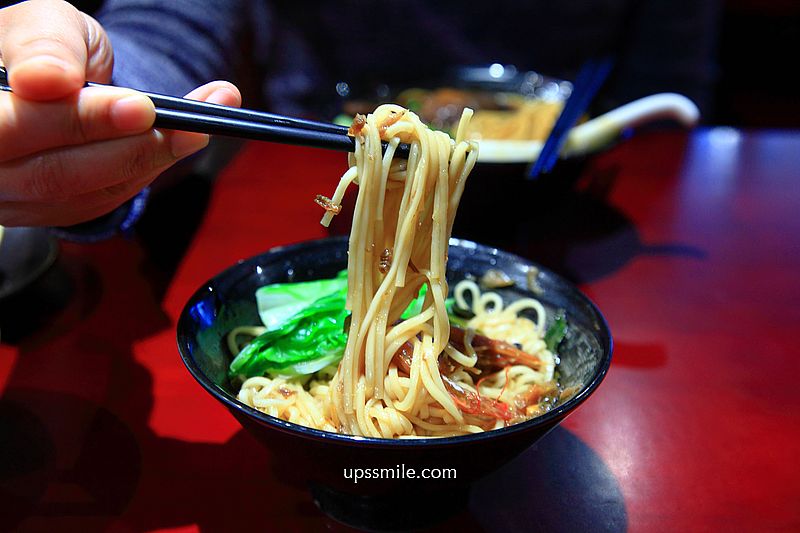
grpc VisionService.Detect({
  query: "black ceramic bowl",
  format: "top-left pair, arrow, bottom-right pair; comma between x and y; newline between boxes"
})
0,227 -> 58,302
177,236 -> 611,530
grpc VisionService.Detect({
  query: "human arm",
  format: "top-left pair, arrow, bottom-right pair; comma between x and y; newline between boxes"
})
0,0 -> 242,228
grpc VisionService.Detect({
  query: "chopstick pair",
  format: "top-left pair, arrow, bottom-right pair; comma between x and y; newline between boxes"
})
0,66 -> 410,157
528,56 -> 614,179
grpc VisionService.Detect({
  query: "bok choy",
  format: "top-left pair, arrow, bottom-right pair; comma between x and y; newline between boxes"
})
230,271 -> 569,382
229,273 -> 349,381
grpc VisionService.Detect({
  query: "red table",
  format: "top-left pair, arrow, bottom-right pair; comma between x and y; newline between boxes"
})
1,128 -> 799,532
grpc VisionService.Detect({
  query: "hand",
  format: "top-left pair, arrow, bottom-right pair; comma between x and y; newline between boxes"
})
0,0 -> 241,227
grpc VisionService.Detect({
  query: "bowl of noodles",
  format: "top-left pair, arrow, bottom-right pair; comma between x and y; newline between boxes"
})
178,237 -> 611,528
336,66 -> 700,165
330,72 -> 700,252
177,105 -> 612,529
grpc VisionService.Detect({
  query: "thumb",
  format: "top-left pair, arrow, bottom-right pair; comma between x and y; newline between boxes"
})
0,0 -> 113,101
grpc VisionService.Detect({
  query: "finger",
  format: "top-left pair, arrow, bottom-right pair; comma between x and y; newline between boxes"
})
0,128 -> 208,203
162,80 -> 242,163
82,13 -> 113,83
0,0 -> 110,100
0,86 -> 156,161
184,80 -> 242,107
0,168 -> 158,227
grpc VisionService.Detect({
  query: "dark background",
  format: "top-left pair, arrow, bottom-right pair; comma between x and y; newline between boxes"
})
713,0 -> 800,127
1,0 -> 798,127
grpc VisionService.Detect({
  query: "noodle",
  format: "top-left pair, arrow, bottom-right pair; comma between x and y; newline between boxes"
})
235,104 -> 561,437
465,100 -> 563,141
324,104 -> 479,436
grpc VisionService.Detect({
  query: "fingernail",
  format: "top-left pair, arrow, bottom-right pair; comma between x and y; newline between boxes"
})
11,55 -> 84,95
15,54 -> 72,73
110,94 -> 154,131
206,87 -> 237,106
170,132 -> 209,159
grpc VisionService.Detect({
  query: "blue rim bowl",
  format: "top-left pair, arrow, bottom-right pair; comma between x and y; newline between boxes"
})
176,236 -> 612,527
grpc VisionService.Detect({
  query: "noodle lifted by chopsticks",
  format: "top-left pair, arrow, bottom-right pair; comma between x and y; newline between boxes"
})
326,104 -> 479,436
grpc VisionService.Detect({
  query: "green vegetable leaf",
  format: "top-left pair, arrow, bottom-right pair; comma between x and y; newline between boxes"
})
231,272 -> 350,380
444,297 -> 470,328
276,351 -> 342,377
255,270 -> 347,331
401,283 -> 428,319
544,313 -> 567,352
230,290 -> 349,380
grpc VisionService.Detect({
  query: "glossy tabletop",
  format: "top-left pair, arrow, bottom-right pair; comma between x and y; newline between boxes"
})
1,127 -> 798,532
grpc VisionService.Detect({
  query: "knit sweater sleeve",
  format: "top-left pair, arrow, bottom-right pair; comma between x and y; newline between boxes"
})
96,0 -> 252,96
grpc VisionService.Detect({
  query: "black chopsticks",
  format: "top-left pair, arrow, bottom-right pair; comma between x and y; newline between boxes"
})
528,56 -> 614,179
0,66 -> 410,157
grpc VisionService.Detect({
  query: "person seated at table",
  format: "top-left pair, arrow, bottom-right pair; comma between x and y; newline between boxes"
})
0,0 -> 718,236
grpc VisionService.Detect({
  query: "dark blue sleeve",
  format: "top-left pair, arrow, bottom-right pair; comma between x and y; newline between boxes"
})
50,187 -> 150,243
98,0 -> 251,95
